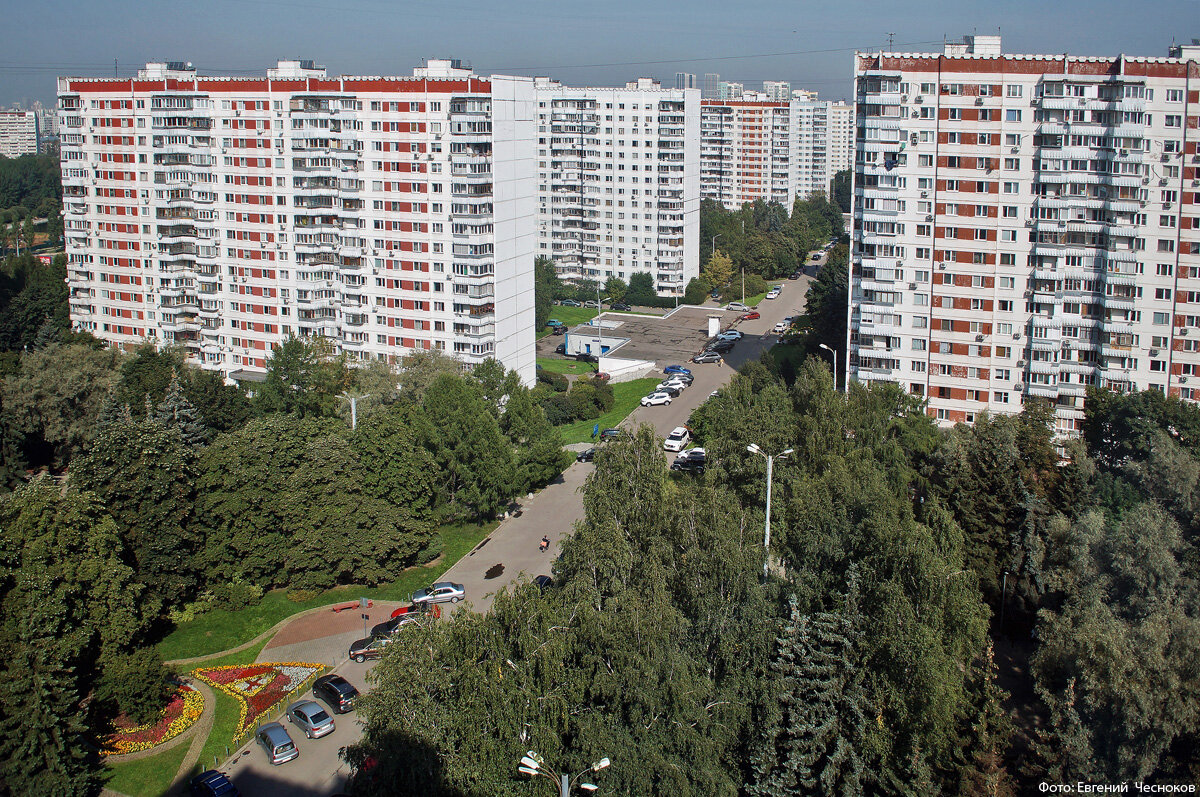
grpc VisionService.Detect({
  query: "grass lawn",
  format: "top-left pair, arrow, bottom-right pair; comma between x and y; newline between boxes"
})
105,743 -> 190,797
537,306 -> 598,339
157,521 -> 498,662
536,357 -> 598,376
557,377 -> 661,444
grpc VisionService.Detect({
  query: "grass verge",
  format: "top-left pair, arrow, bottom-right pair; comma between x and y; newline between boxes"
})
104,743 -> 190,797
557,377 -> 661,444
536,356 -> 599,376
537,306 -> 598,338
157,521 -> 498,661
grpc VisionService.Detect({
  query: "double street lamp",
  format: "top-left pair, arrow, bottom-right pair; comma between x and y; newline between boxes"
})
519,751 -> 611,796
747,443 -> 793,579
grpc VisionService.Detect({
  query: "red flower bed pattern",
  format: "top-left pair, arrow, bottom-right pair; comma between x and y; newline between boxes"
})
192,662 -> 324,735
105,684 -> 203,755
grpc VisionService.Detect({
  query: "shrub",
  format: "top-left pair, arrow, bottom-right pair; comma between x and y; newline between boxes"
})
286,589 -> 322,603
541,393 -> 575,426
207,579 -> 263,610
97,649 -> 177,725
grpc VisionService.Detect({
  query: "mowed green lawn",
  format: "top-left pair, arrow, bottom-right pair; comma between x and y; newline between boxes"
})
536,356 -> 598,376
537,306 -> 598,339
156,520 -> 497,662
104,743 -> 189,797
558,377 -> 660,444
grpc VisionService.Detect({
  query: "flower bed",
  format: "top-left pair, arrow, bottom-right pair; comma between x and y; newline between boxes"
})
105,684 -> 204,755
192,662 -> 325,737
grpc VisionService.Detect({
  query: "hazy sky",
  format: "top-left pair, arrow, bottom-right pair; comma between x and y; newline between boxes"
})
1,0 -> 1195,108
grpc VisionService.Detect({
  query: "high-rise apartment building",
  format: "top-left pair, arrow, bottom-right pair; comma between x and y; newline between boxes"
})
849,36 -> 1200,435
717,82 -> 745,101
827,101 -> 854,181
0,111 -> 40,156
700,95 -> 836,211
533,78 -> 700,297
58,59 -> 538,384
675,73 -> 697,90
703,74 -> 721,100
763,81 -> 791,101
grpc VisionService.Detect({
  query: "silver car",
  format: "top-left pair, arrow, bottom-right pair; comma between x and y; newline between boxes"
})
286,700 -> 335,739
257,722 -> 299,765
411,581 -> 465,605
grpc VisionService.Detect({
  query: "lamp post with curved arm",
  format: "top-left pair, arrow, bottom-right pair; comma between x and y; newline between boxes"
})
818,343 -> 839,393
518,751 -> 611,796
747,443 -> 793,579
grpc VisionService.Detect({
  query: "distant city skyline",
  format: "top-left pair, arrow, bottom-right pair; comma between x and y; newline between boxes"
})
0,0 -> 1194,107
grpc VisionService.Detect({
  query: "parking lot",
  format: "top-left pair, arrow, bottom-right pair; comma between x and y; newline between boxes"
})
537,304 -> 752,366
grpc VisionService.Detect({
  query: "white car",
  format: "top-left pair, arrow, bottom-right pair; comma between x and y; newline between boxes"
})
641,392 -> 673,406
658,379 -> 688,393
663,426 -> 691,452
766,290 -> 781,300
772,321 -> 789,334
716,330 -> 743,341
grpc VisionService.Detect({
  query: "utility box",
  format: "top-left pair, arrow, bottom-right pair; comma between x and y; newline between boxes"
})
707,316 -> 721,338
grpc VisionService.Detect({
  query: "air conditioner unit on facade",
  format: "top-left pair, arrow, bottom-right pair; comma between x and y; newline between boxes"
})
1014,383 -> 1024,390
975,97 -> 984,106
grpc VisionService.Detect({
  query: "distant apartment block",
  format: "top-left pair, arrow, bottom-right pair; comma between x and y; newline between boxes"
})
762,81 -> 791,101
700,92 -> 840,211
533,78 -> 701,297
849,36 -> 1200,435
58,59 -> 538,384
828,101 -> 854,182
0,111 -> 39,157
675,73 -> 697,90
703,73 -> 721,100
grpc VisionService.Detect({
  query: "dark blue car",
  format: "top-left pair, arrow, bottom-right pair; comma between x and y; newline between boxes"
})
663,365 -> 692,376
191,770 -> 240,797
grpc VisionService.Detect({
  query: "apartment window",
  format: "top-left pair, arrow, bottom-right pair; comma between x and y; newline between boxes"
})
1005,109 -> 1022,122
947,132 -> 960,144
1159,240 -> 1176,253
1161,215 -> 1177,228
1003,181 -> 1020,194
1153,312 -> 1170,325
1157,263 -> 1174,276
1165,115 -> 1182,128
948,108 -> 962,120
1001,230 -> 1017,242
1165,140 -> 1181,153
1155,288 -> 1171,300
1003,158 -> 1019,170
1006,84 -> 1022,98
1005,133 -> 1020,147
919,155 -> 933,167
1002,206 -> 1018,218
921,82 -> 935,94
916,247 -> 931,259
1000,277 -> 1015,289
1166,89 -> 1184,103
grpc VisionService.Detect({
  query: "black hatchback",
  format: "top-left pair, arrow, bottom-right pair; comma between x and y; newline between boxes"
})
312,674 -> 360,714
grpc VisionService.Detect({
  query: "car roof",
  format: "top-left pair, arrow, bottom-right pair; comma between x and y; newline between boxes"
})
431,581 -> 460,590
668,426 -> 688,436
260,722 -> 290,741
288,699 -> 323,714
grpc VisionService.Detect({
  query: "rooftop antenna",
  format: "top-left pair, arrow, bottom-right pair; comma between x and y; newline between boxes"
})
114,58 -> 118,78
886,32 -> 896,49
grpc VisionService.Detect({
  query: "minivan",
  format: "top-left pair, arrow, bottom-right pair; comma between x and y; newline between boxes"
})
257,722 -> 299,765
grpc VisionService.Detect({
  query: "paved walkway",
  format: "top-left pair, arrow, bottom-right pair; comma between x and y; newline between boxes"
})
257,600 -> 409,667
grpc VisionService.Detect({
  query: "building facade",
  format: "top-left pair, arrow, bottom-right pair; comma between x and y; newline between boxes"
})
828,101 -> 854,182
703,74 -> 721,100
675,73 -> 697,90
763,81 -> 791,101
849,36 -> 1200,435
700,95 -> 838,211
58,59 -> 537,384
0,110 -> 39,157
533,79 -> 700,297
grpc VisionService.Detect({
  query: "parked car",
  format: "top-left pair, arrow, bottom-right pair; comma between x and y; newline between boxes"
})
599,428 -> 624,442
257,722 -> 300,765
670,448 -> 707,474
663,365 -> 692,376
710,339 -> 735,353
727,302 -> 750,312
312,674 -> 359,715
611,302 -> 632,311
741,311 -> 761,321
640,392 -> 673,406
371,613 -> 422,639
554,343 -> 566,354
411,582 -> 465,606
655,383 -> 684,397
766,289 -> 781,300
788,272 -> 801,280
349,635 -> 394,663
533,574 -> 555,592
553,325 -> 566,336
716,330 -> 743,341
546,319 -> 564,328
692,351 -> 723,364
773,322 -> 789,334
286,700 -> 336,739
583,300 -> 600,308
190,770 -> 240,797
576,352 -> 599,364
663,426 -> 691,453
389,602 -> 431,619
559,299 -> 581,307
659,376 -> 689,390
576,447 -> 596,462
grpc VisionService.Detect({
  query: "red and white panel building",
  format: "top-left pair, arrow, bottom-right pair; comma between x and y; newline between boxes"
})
849,36 -> 1200,434
58,59 -> 537,385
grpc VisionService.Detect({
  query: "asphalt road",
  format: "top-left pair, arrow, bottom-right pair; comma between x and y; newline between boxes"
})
218,278 -> 810,796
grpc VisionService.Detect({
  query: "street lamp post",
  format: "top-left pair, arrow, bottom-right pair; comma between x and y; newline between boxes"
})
338,392 -> 371,430
595,290 -> 612,360
519,751 -> 611,797
712,234 -> 721,255
747,443 -> 793,579
817,343 -> 839,393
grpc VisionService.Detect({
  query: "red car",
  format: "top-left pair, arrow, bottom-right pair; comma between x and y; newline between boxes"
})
741,312 -> 761,320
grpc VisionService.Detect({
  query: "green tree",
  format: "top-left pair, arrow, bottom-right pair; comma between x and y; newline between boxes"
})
683,276 -> 710,305
254,336 -> 349,418
604,276 -> 627,303
704,249 -> 734,292
70,420 -> 200,604
153,371 -> 208,446
349,404 -> 437,521
114,343 -> 184,416
831,170 -> 852,213
182,368 -> 251,435
534,255 -> 561,332
396,348 -> 464,403
0,253 -> 69,352
500,388 -> 570,494
1,342 -> 121,467
624,271 -> 658,307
